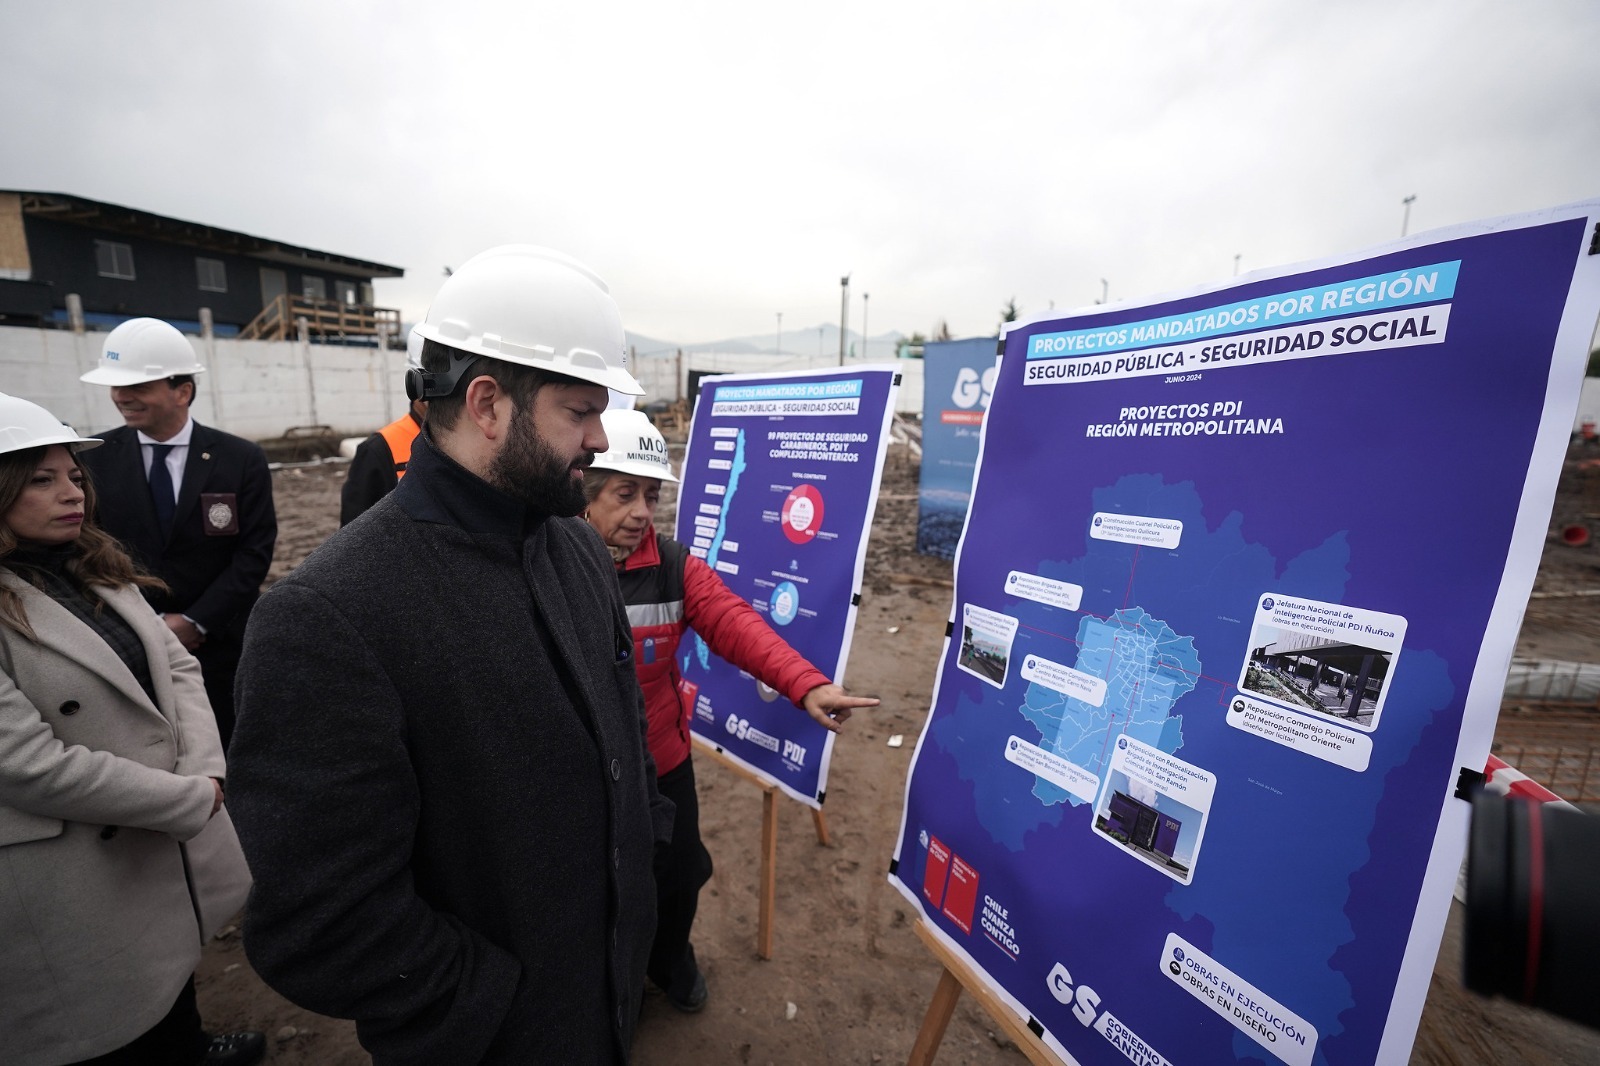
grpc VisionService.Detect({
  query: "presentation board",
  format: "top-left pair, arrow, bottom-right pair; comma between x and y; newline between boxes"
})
890,202 -> 1600,1065
917,337 -> 996,559
677,365 -> 899,807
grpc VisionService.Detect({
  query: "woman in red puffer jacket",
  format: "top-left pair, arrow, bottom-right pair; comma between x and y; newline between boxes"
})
583,409 -> 876,1014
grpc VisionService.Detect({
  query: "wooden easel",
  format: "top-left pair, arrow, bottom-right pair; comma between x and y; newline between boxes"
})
907,920 -> 1065,1066
691,734 -> 830,959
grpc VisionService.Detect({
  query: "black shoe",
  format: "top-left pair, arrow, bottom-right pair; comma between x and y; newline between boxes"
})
206,1030 -> 266,1065
666,968 -> 708,1013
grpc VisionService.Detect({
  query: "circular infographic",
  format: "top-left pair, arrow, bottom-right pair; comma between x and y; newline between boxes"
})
780,484 -> 825,544
769,581 -> 800,626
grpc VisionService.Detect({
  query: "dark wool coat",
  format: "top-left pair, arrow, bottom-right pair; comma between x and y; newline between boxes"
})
227,432 -> 670,1066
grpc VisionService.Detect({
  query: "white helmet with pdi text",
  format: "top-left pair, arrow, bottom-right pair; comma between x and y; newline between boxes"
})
408,245 -> 643,401
80,318 -> 207,386
591,409 -> 678,483
0,392 -> 103,457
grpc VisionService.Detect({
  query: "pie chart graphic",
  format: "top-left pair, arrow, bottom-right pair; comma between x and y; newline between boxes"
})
769,581 -> 800,625
780,484 -> 825,544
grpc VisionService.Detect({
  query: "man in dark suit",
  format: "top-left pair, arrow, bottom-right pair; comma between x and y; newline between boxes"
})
78,317 -> 277,749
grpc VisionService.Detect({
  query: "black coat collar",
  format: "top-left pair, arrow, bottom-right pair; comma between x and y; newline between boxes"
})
395,428 -> 548,561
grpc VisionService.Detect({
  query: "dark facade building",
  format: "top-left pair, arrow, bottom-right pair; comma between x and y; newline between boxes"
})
0,190 -> 403,338
1103,790 -> 1182,862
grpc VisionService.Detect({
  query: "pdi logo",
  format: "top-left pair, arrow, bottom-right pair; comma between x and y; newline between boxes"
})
1045,962 -> 1101,1027
951,366 -> 997,409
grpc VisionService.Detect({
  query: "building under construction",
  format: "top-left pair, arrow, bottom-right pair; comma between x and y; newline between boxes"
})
0,189 -> 402,342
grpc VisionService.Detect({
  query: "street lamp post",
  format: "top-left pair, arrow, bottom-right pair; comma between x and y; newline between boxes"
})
861,293 -> 869,362
838,274 -> 851,366
1401,195 -> 1417,238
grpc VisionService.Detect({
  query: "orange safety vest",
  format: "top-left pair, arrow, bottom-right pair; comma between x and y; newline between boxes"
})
377,414 -> 422,481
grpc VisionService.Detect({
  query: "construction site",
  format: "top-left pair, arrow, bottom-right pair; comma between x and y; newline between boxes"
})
180,424 -> 1600,1066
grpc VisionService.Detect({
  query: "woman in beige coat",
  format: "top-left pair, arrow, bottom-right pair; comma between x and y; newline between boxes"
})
0,393 -> 258,1066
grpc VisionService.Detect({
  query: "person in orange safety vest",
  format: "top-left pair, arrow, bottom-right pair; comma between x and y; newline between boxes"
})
340,329 -> 428,525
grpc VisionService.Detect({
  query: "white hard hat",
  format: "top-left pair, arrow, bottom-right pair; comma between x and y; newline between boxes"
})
405,325 -> 425,372
80,318 -> 207,386
591,409 -> 677,483
411,244 -> 643,398
0,392 -> 103,457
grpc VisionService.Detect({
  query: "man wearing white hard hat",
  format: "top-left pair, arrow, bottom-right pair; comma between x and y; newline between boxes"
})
339,325 -> 431,524
227,246 -> 671,1065
76,317 -> 277,749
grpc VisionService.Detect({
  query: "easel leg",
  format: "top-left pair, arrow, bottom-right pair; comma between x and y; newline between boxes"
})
812,807 -> 831,846
907,966 -> 963,1066
758,786 -> 778,960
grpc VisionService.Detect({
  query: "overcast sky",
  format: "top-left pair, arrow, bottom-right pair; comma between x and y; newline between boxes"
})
3,0 -> 1595,348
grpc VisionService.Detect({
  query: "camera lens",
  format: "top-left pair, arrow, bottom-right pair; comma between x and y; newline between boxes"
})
1464,789 -> 1600,1029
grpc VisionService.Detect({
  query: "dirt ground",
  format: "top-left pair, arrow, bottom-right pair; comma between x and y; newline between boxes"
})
197,437 -> 1600,1065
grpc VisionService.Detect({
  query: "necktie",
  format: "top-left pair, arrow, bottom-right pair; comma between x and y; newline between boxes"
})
149,443 -> 176,536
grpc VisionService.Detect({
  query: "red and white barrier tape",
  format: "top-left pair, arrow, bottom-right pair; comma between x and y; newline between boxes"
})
1482,754 -> 1576,810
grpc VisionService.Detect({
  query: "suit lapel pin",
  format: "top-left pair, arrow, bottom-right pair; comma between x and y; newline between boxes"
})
202,452 -> 211,460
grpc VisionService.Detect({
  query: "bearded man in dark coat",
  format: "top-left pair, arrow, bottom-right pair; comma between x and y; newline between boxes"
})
227,246 -> 671,1065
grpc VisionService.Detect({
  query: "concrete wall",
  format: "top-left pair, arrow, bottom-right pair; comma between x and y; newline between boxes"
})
6,324 -> 941,439
1,324 -> 406,440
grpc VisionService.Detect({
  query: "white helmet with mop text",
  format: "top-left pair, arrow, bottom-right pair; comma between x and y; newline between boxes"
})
408,245 -> 642,400
80,318 -> 207,386
591,409 -> 677,483
0,392 -> 103,456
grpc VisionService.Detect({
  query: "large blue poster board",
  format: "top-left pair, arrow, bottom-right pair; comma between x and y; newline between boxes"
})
917,338 -> 997,558
677,366 -> 899,807
890,203 -> 1600,1065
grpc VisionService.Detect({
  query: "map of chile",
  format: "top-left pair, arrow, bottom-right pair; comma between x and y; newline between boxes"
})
688,427 -> 746,672
690,430 -> 826,666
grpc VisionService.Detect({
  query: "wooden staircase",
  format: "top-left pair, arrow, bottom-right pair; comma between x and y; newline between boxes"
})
239,294 -> 400,342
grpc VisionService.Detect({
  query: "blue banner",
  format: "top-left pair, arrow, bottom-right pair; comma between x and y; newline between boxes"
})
890,204 -> 1600,1065
917,338 -> 996,559
677,365 -> 900,807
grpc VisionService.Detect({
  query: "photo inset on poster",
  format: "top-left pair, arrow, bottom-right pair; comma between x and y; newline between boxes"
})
1091,735 -> 1214,884
1239,594 -> 1407,733
957,604 -> 1019,689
